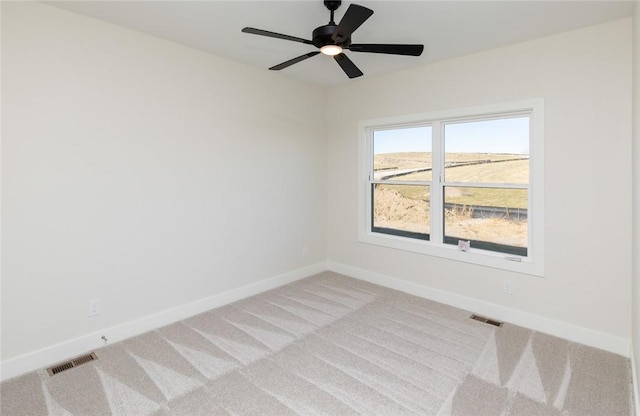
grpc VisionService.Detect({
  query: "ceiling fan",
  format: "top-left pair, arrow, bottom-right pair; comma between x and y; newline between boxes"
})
242,0 -> 424,79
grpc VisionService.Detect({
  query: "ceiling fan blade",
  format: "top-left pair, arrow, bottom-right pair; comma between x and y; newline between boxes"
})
349,43 -> 424,56
331,4 -> 374,43
269,52 -> 321,71
242,27 -> 314,45
334,53 -> 363,79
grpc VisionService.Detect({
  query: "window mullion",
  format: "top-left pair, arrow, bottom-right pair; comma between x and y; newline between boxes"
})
443,181 -> 529,189
365,128 -> 374,237
371,180 -> 430,186
431,121 -> 443,244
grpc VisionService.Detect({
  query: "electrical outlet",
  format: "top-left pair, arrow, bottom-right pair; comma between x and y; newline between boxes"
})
502,280 -> 513,295
88,298 -> 101,316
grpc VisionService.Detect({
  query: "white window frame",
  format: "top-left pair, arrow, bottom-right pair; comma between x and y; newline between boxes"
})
358,99 -> 544,276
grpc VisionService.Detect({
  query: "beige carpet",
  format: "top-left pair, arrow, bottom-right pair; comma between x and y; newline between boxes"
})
1,272 -> 635,415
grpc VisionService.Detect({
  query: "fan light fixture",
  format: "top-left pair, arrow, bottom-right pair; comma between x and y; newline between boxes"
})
320,44 -> 343,56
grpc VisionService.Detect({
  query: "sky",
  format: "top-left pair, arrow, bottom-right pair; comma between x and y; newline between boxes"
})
373,116 -> 530,155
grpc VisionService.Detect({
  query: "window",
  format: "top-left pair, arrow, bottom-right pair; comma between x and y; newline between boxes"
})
372,126 -> 432,240
359,100 -> 544,276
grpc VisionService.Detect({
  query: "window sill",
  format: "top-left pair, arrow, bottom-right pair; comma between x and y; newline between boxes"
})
359,231 -> 544,277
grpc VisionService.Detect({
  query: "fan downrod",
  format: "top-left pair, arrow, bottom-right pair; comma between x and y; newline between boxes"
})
324,1 -> 341,25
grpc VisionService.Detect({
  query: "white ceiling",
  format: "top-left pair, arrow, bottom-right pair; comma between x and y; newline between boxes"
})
48,1 -> 635,87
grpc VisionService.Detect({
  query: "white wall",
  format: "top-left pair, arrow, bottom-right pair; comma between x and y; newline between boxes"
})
1,2 -> 327,362
632,0 -> 640,405
327,19 -> 633,344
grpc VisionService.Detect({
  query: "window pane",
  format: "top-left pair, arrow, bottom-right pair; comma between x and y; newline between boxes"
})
373,126 -> 432,181
444,186 -> 527,255
372,183 -> 430,239
444,117 -> 529,184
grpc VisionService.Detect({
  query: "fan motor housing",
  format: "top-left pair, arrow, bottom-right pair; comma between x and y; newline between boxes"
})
312,24 -> 350,48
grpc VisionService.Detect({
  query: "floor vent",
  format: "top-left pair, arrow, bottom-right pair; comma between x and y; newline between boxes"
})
470,314 -> 504,327
47,352 -> 98,376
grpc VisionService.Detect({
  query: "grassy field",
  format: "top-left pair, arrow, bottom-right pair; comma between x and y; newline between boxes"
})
373,152 -> 529,248
373,152 -> 523,171
374,152 -> 431,171
374,153 -> 528,208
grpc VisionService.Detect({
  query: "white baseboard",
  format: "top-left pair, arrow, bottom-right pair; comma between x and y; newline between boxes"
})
327,261 -> 631,357
0,262 -> 327,382
2,261 -> 631,382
